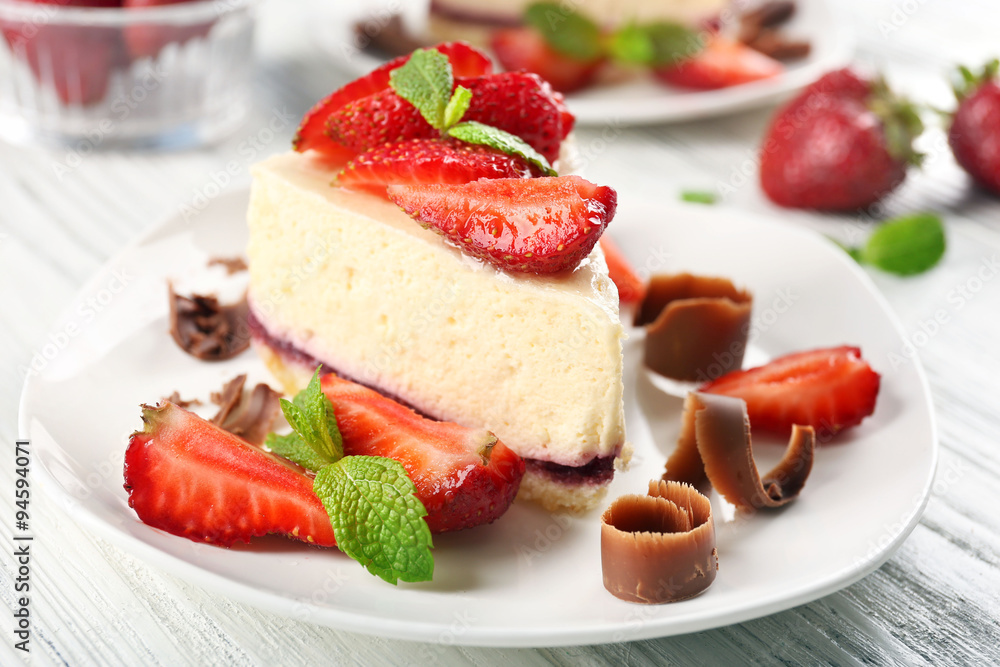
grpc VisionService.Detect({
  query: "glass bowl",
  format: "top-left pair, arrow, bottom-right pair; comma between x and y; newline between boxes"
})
0,0 -> 257,150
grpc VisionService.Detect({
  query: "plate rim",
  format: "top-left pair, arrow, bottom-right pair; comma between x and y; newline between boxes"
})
19,187 -> 939,647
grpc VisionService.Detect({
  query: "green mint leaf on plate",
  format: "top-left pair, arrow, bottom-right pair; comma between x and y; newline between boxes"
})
447,121 -> 557,176
524,2 -> 603,61
610,22 -> 700,66
861,212 -> 946,275
279,368 -> 343,467
314,455 -> 434,585
390,48 -> 453,130
680,189 -> 717,205
264,431 -> 332,472
442,85 -> 472,129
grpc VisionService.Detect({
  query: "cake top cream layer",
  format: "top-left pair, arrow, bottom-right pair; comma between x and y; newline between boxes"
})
252,151 -> 621,324
432,0 -> 729,26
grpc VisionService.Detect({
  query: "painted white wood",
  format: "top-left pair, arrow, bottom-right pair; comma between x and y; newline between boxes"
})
2,0 -> 998,664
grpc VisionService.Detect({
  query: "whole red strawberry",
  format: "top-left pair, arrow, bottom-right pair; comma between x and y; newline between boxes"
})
948,60 -> 1000,195
759,68 -> 924,211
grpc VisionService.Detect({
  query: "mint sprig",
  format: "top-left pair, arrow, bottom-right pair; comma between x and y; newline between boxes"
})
608,22 -> 701,67
315,456 -> 434,584
448,121 -> 557,176
389,48 -> 453,129
838,212 -> 946,276
266,368 -> 343,468
264,368 -> 433,585
388,48 -> 558,175
524,2 -> 603,61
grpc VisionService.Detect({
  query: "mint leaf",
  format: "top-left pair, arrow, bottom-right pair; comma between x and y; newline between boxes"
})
389,48 -> 453,130
524,2 -> 603,61
264,432 -> 331,472
610,22 -> 700,66
680,189 -> 717,205
278,368 -> 342,467
447,121 -> 557,176
860,212 -> 946,276
315,456 -> 434,585
607,24 -> 654,65
443,85 -> 472,129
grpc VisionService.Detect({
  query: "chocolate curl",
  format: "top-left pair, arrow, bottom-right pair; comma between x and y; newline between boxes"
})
209,374 -> 283,447
168,283 -> 250,361
635,274 -> 752,382
601,480 -> 717,604
663,392 -> 815,510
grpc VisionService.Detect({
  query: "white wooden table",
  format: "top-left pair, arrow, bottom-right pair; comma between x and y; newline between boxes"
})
3,1 -> 999,664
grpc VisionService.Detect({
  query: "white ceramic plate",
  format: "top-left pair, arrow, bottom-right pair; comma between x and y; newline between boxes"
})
20,189 -> 936,647
311,0 -> 854,125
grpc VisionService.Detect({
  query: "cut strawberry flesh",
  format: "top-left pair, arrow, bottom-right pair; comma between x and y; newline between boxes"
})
293,41 -> 492,156
321,374 -> 525,534
337,138 -> 537,195
490,27 -> 602,94
388,175 -> 616,274
124,402 -> 336,547
655,37 -> 783,90
599,236 -> 647,304
700,346 -> 881,437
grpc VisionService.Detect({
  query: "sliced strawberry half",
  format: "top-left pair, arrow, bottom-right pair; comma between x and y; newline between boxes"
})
599,236 -> 647,304
337,138 -> 538,195
460,71 -> 570,164
654,37 -> 783,90
326,89 -> 434,155
490,27 -> 603,93
321,374 -> 525,534
124,402 -> 336,547
699,346 -> 881,437
327,70 -> 572,163
388,175 -> 616,274
293,41 -> 492,157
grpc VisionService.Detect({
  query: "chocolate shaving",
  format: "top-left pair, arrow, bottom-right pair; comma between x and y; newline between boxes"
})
739,1 -> 811,61
354,15 -> 428,59
163,391 -> 200,409
636,273 -> 752,383
601,480 -> 717,604
207,256 -> 248,275
663,392 -> 815,510
745,30 -> 812,61
168,283 -> 250,361
209,374 -> 283,447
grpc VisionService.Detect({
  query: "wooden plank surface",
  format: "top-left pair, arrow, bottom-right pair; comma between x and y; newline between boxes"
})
2,1 -> 999,664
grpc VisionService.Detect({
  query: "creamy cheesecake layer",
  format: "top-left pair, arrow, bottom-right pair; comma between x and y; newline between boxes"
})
249,329 -> 623,512
247,151 -> 626,469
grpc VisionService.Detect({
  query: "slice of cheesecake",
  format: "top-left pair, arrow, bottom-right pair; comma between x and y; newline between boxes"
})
247,151 -> 627,513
